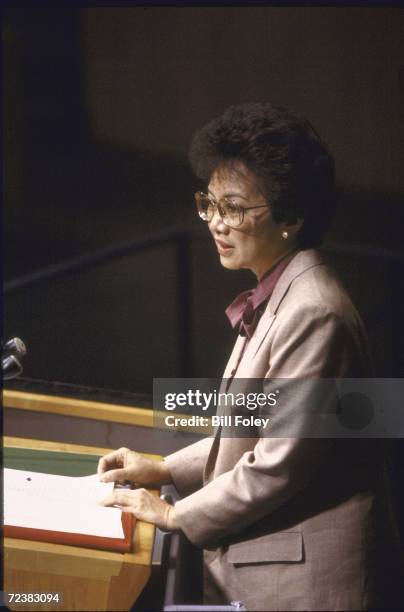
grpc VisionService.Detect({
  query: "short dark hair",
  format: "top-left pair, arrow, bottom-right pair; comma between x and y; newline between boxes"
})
189,102 -> 336,249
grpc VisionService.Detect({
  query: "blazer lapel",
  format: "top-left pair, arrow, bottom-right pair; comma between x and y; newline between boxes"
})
267,249 -> 324,316
237,311 -> 277,369
230,250 -> 325,375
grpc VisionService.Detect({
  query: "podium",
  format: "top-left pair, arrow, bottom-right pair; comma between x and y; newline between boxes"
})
3,385 -> 163,612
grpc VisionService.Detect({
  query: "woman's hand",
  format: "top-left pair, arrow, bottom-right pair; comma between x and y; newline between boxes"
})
99,488 -> 178,531
97,447 -> 172,487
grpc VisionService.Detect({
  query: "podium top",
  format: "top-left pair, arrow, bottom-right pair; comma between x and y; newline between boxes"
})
4,435 -> 158,566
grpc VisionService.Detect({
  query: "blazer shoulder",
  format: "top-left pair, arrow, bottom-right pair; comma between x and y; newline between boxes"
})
277,258 -> 361,325
265,265 -> 372,377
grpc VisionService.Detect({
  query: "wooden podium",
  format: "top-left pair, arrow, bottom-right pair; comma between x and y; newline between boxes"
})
3,383 -> 207,611
3,386 -> 162,612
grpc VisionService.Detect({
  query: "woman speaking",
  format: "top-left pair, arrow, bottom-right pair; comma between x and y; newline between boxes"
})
98,103 -> 403,611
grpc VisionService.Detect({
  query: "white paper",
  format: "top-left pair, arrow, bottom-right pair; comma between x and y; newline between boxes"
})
4,468 -> 124,539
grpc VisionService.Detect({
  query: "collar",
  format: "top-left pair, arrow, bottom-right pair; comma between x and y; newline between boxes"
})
226,250 -> 298,338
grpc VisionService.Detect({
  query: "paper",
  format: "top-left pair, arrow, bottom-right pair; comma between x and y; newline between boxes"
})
4,468 -> 124,539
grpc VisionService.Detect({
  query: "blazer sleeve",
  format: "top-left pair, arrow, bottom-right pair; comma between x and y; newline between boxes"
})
164,436 -> 213,497
172,303 -> 361,547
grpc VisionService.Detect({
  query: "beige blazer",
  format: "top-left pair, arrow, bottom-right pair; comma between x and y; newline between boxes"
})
166,250 -> 403,611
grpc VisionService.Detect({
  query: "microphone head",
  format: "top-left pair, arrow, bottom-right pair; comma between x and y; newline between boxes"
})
3,337 -> 27,359
2,354 -> 23,380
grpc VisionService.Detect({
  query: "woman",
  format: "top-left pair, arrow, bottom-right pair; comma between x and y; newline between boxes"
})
98,103 -> 403,611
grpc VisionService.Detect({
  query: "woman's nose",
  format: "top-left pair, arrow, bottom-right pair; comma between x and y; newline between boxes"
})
209,207 -> 228,234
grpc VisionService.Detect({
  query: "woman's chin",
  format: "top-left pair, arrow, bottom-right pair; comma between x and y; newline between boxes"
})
219,255 -> 240,270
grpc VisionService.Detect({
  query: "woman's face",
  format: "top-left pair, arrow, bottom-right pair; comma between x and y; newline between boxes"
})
207,163 -> 297,280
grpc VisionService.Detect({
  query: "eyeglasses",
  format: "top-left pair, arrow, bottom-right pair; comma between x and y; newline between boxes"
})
194,191 -> 269,228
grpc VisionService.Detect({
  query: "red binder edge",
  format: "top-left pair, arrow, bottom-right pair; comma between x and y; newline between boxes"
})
4,510 -> 135,553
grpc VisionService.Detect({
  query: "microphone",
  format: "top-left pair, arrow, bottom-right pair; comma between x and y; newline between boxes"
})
2,337 -> 27,380
2,354 -> 23,380
3,337 -> 27,359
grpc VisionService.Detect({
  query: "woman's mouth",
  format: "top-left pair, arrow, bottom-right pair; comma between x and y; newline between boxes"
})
215,239 -> 234,255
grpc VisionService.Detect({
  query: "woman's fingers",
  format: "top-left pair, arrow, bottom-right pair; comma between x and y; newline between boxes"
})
99,490 -> 134,507
97,447 -> 129,477
97,447 -> 172,487
99,489 -> 176,530
99,467 -> 130,484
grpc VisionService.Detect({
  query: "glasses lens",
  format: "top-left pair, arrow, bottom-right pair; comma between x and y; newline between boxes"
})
195,193 -> 214,222
222,201 -> 242,227
195,193 -> 243,227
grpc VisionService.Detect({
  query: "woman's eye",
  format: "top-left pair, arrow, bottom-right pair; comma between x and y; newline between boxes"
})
224,201 -> 239,213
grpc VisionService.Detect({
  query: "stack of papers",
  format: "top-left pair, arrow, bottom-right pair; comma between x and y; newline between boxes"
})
4,468 -> 125,540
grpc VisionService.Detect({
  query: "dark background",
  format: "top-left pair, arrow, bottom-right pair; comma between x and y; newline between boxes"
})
3,6 -> 404,394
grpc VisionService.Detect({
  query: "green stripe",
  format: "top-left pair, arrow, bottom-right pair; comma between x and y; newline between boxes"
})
4,448 -> 101,476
